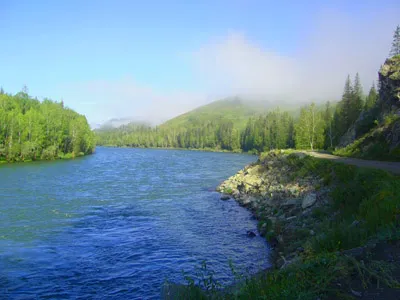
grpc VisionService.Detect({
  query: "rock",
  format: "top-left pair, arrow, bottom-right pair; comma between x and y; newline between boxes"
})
379,56 -> 400,114
259,223 -> 268,236
282,199 -> 300,207
297,246 -> 305,253
220,195 -> 230,200
302,193 -> 317,209
286,216 -> 297,221
268,237 -> 279,248
340,56 -> 400,147
239,196 -> 251,207
288,186 -> 300,197
232,191 -> 241,198
350,289 -> 362,298
247,230 -> 256,237
288,207 -> 302,217
339,125 -> 357,147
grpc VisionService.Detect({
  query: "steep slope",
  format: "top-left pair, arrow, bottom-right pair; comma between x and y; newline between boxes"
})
335,55 -> 400,161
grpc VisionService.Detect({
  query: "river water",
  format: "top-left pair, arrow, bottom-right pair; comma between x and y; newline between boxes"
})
0,147 -> 270,299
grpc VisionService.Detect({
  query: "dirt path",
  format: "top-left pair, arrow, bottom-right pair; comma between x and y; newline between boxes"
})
306,152 -> 400,175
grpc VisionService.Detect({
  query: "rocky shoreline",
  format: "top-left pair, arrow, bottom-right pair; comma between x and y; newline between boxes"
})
217,150 -> 332,268
162,150 -> 400,298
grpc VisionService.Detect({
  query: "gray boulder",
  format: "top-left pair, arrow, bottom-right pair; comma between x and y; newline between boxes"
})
302,193 -> 317,209
247,230 -> 256,237
220,195 -> 230,200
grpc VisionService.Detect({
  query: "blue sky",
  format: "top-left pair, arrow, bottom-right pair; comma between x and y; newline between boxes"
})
1,0 -> 399,126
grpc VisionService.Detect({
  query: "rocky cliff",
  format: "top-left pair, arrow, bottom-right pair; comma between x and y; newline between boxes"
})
217,151 -> 334,268
378,55 -> 400,114
338,55 -> 400,159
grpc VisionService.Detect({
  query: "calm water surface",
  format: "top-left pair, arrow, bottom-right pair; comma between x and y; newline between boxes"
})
0,147 -> 270,299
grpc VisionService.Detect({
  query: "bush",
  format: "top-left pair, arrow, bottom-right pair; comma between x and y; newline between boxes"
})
41,145 -> 58,160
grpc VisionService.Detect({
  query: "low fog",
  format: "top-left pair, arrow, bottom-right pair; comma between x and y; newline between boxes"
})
70,8 -> 399,127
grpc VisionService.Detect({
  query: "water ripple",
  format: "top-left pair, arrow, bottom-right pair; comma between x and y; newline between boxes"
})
0,147 -> 270,299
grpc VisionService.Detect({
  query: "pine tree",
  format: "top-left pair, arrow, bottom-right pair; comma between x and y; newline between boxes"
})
351,73 -> 364,120
324,101 -> 334,149
389,25 -> 400,57
365,83 -> 378,110
341,75 -> 353,130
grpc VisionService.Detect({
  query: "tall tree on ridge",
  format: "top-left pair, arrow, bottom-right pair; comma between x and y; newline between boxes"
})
389,25 -> 400,57
324,101 -> 334,149
351,72 -> 364,121
341,75 -> 353,131
365,83 -> 378,110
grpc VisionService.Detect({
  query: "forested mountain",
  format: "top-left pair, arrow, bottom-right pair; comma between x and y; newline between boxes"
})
95,97 -> 292,151
0,89 -> 95,162
161,97 -> 282,130
96,27 -> 400,159
94,72 -> 383,154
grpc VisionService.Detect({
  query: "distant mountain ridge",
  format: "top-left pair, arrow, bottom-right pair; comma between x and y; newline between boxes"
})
97,118 -> 150,129
96,96 -> 311,131
160,96 -> 296,130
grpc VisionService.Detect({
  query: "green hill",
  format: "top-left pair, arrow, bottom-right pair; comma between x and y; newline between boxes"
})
95,96 -> 306,150
160,97 -> 283,130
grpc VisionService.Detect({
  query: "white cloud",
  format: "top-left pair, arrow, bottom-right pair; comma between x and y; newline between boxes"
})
64,78 -> 213,126
192,9 -> 399,101
64,7 -> 400,125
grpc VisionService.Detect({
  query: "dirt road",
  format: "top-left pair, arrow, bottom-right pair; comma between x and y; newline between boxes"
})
306,152 -> 400,175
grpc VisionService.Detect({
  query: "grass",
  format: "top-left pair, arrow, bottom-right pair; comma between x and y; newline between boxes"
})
177,152 -> 400,299
334,114 -> 400,161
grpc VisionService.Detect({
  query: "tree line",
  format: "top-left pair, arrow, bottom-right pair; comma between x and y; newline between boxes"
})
294,74 -> 378,151
0,88 -> 95,162
95,74 -> 379,153
95,121 -> 242,151
97,26 -> 399,153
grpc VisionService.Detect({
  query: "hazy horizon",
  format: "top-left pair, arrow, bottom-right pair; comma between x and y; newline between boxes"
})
1,1 -> 399,126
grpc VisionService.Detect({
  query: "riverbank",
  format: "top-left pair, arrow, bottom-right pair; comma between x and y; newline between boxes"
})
174,150 -> 400,299
98,144 -> 254,154
0,151 -> 94,164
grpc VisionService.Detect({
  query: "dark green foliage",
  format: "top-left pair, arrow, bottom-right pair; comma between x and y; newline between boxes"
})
97,66 -> 392,158
334,114 -> 400,161
0,89 -> 95,162
233,155 -> 400,299
96,108 -> 295,153
176,153 -> 399,299
330,75 -> 366,146
241,109 -> 294,152
287,155 -> 400,252
95,120 -> 241,151
323,101 -> 334,149
389,25 -> 400,57
352,73 -> 365,120
365,83 -> 378,110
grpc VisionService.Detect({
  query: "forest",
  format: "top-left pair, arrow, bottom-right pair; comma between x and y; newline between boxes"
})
95,73 -> 378,153
0,88 -> 95,162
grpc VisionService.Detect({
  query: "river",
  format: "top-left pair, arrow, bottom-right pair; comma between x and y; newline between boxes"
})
0,147 -> 270,299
